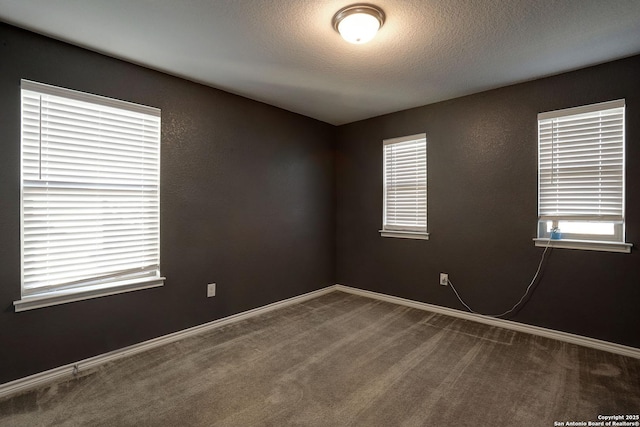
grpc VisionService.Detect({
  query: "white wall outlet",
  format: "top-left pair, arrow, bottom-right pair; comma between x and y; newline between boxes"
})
439,273 -> 449,286
207,283 -> 216,297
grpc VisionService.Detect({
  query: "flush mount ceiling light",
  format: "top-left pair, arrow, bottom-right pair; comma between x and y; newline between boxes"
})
332,4 -> 385,44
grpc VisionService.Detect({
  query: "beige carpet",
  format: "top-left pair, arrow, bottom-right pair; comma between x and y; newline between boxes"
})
1,291 -> 639,426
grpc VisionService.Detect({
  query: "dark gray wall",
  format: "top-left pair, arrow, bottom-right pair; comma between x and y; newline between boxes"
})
0,23 -> 335,384
336,55 -> 640,348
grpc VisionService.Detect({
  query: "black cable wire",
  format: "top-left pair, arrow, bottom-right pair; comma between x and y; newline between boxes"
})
446,241 -> 552,318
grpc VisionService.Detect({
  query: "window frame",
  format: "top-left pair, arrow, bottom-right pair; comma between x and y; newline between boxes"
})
15,80 -> 164,312
380,133 -> 428,240
534,99 -> 631,253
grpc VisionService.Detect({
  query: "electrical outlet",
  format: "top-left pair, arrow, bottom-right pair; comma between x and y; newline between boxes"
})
439,273 -> 448,286
207,283 -> 216,297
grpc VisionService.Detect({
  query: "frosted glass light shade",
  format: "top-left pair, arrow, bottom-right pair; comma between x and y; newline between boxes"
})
338,12 -> 380,44
333,5 -> 385,44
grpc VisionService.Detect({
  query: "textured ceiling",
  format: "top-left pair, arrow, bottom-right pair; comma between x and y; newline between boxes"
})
1,0 -> 640,125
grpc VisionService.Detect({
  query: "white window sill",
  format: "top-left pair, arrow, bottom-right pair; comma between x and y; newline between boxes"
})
380,230 -> 429,240
14,277 -> 165,312
533,238 -> 632,253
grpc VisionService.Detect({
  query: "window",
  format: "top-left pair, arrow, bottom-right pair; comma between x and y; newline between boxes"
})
380,133 -> 428,240
535,99 -> 631,253
17,80 -> 164,312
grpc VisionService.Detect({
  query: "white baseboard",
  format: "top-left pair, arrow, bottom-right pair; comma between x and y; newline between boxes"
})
3,283 -> 638,400
0,286 -> 336,400
334,284 -> 640,360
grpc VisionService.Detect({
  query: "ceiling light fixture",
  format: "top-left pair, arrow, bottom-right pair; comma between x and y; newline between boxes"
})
332,4 -> 385,44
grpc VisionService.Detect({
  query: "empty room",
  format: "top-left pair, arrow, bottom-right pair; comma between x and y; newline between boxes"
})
1,1 -> 639,425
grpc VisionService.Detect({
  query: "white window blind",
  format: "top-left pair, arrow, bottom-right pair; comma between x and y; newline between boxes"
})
381,134 -> 427,238
19,80 -> 163,309
537,99 -> 626,244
